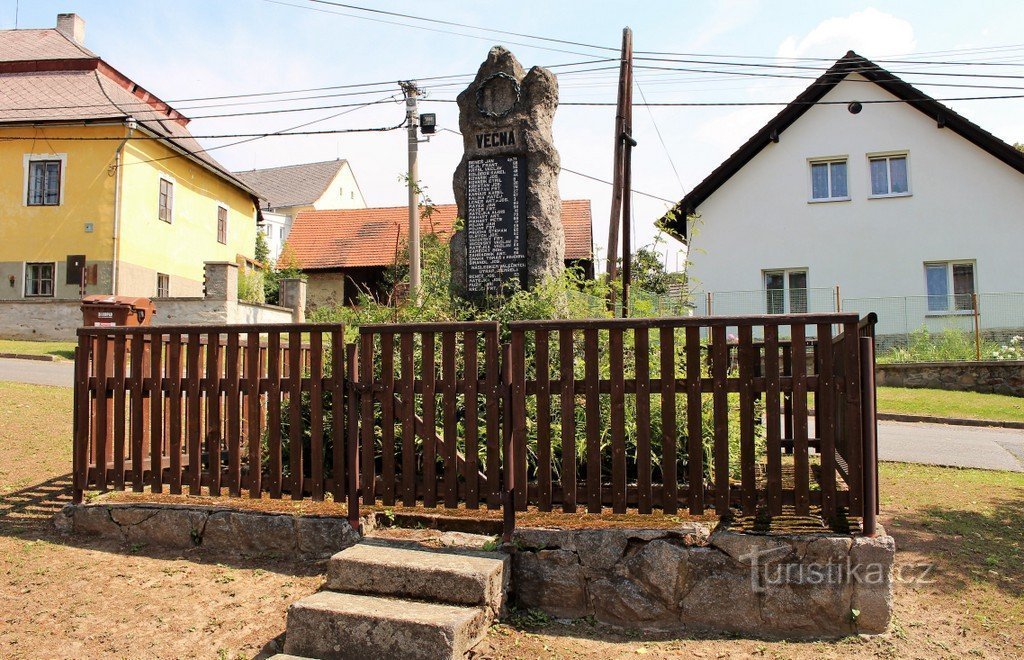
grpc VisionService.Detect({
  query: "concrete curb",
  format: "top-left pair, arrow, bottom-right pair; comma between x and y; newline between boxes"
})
0,352 -> 63,362
877,412 -> 1024,430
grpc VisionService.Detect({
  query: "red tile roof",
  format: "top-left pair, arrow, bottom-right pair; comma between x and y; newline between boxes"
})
287,200 -> 593,270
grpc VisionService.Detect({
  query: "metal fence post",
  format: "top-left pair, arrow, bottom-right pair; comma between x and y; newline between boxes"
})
859,335 -> 878,537
501,342 -> 516,544
972,292 -> 981,361
834,285 -> 841,312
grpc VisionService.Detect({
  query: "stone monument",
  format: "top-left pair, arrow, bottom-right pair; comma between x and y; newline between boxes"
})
450,46 -> 564,299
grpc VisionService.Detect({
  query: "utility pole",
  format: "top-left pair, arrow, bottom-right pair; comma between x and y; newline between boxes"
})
401,81 -> 421,302
605,27 -> 634,317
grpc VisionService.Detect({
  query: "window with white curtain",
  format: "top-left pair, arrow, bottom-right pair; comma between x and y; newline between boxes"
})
809,158 -> 848,201
869,154 -> 910,196
925,261 -> 975,312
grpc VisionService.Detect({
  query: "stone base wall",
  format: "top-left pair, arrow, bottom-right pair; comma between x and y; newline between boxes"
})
877,361 -> 1024,397
511,525 -> 894,638
54,503 -> 369,558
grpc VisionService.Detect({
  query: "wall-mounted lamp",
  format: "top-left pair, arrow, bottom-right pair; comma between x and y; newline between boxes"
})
419,113 -> 436,135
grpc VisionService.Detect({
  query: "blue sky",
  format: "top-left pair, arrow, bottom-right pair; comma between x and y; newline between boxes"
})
6,1 -> 1024,269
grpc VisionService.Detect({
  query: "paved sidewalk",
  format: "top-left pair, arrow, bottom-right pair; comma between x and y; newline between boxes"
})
878,420 -> 1024,472
0,357 -> 73,387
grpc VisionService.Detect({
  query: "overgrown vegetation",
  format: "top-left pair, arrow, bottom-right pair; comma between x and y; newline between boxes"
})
878,327 -> 1004,363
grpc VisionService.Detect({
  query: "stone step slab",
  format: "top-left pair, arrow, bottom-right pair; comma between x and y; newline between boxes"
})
324,542 -> 508,614
283,591 -> 489,660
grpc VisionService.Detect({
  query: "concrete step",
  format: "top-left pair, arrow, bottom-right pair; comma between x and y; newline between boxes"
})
283,591 -> 490,660
324,541 -> 508,614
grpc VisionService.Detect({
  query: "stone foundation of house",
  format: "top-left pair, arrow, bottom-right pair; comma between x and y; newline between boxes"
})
876,360 -> 1024,397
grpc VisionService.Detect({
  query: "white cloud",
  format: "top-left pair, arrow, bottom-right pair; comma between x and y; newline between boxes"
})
776,8 -> 916,61
688,0 -> 762,51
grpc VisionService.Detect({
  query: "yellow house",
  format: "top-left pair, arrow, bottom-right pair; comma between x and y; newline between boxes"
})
0,13 -> 261,301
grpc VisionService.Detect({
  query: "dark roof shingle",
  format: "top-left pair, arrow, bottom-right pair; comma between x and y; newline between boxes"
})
287,200 -> 593,270
234,160 -> 348,210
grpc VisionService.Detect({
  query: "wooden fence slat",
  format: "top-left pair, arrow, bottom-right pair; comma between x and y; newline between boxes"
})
684,326 -> 701,515
129,333 -> 145,492
559,328 -> 576,513
422,332 -> 437,508
400,332 -> 416,506
662,327 -> 679,515
248,331 -> 263,498
816,323 -> 836,521
464,330 -> 480,509
511,330 -> 528,512
792,324 -> 810,515
74,335 -> 91,500
485,331 -> 500,509
711,326 -> 730,516
167,334 -> 183,494
206,332 -> 222,496
149,332 -> 163,493
226,332 -> 242,496
93,335 -> 109,491
635,327 -> 652,514
783,344 -> 794,446
738,325 -> 756,516
609,328 -> 627,514
330,330 -> 345,503
442,332 -> 458,508
583,328 -> 601,514
843,321 -> 864,517
765,325 -> 783,516
186,333 -> 202,495
267,332 -> 283,499
346,343 -> 360,523
359,333 -> 375,506
380,332 -> 396,506
112,335 -> 127,490
535,329 -> 552,512
288,330 -> 303,500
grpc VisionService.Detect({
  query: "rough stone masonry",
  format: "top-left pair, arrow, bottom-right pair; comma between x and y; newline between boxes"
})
450,46 -> 564,298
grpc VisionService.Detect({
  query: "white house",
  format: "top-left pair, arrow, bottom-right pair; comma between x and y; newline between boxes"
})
659,52 -> 1024,339
235,159 -> 366,261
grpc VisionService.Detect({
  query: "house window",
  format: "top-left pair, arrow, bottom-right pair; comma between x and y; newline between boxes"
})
27,160 -> 62,206
156,273 -> 170,298
158,178 -> 174,223
217,206 -> 228,244
279,226 -> 286,243
869,154 -> 909,196
809,159 -> 848,201
25,262 -> 55,297
764,269 -> 808,314
926,261 -> 975,312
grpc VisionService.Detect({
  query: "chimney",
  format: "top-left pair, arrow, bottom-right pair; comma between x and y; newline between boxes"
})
56,13 -> 85,45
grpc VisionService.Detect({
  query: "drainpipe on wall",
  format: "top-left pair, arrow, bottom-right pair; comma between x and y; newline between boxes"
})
109,117 -> 137,295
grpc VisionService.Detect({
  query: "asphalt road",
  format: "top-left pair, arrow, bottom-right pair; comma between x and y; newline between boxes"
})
0,357 -> 74,387
1,357 -> 1022,472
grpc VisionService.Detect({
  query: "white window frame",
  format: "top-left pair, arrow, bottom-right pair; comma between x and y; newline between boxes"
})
216,203 -> 229,245
23,153 -> 68,207
156,273 -> 170,298
807,156 -> 850,203
867,151 -> 912,199
924,260 -> 976,315
763,268 -> 809,314
23,261 -> 57,298
158,174 -> 175,224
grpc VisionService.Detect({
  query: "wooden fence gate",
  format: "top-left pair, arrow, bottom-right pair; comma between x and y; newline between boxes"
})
73,313 -> 879,538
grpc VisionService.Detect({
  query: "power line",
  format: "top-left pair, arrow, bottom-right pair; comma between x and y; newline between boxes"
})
423,92 -> 1024,107
634,78 -> 684,195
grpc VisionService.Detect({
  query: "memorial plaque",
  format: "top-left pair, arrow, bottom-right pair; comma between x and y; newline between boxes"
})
466,156 -> 527,293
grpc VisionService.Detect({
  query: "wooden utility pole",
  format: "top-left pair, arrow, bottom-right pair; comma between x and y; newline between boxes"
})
620,38 -> 636,318
602,26 -> 626,313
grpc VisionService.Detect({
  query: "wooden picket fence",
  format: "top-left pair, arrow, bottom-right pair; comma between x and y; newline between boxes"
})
72,313 -> 879,537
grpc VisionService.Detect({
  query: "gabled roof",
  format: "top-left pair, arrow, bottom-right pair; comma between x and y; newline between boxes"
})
0,27 -> 259,199
287,200 -> 594,270
659,51 -> 1024,241
234,160 -> 350,210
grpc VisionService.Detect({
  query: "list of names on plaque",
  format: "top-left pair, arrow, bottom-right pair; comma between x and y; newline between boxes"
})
466,156 -> 527,293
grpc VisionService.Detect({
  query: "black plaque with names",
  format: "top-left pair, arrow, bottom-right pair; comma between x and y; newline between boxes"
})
466,156 -> 527,294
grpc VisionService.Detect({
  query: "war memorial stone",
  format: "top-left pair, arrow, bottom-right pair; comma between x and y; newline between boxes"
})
450,46 -> 564,299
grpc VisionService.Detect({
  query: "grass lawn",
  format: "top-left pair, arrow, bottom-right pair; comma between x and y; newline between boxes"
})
878,386 -> 1024,423
0,338 -> 76,361
2,381 -> 1023,658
